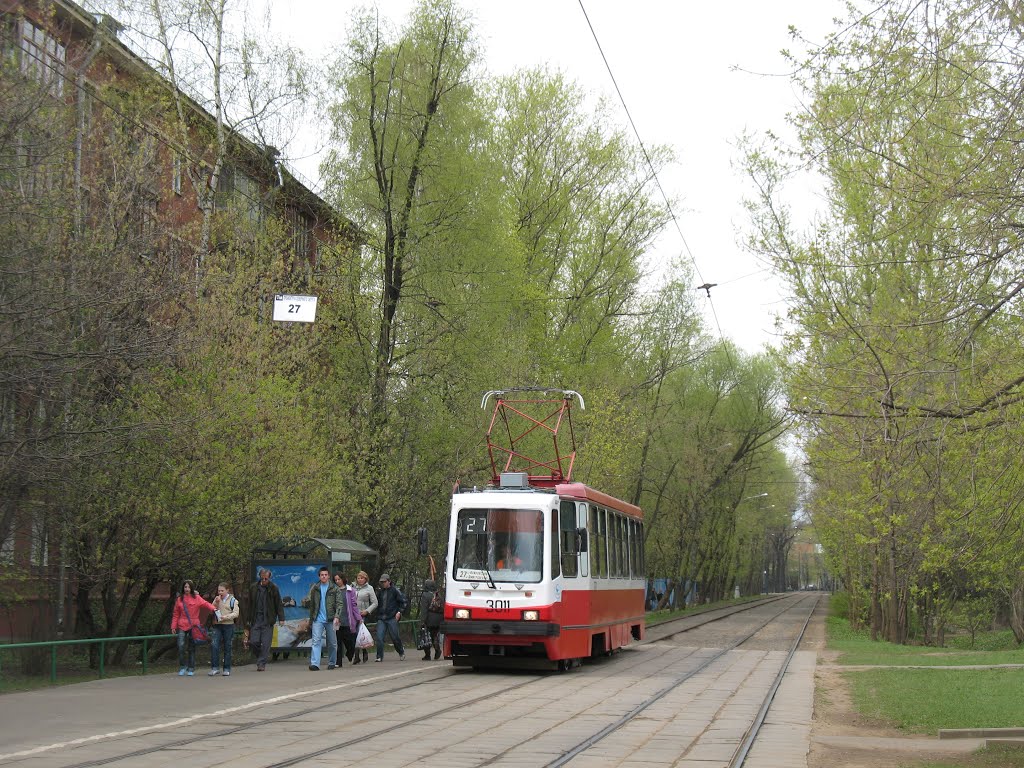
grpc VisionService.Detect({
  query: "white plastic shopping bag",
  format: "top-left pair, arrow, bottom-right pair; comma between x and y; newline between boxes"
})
355,622 -> 374,649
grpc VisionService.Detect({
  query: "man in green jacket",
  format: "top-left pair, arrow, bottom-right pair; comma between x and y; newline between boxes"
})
306,566 -> 341,670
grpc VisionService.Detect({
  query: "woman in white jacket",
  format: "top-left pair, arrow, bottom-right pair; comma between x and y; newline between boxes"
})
352,571 -> 378,664
210,582 -> 240,676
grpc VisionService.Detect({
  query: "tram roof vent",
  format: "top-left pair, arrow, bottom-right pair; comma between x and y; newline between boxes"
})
499,472 -> 530,489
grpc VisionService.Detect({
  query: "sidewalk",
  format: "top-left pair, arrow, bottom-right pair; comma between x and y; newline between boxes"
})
0,658 -> 425,762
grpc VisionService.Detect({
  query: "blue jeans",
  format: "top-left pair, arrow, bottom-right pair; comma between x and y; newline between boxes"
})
309,619 -> 337,668
176,630 -> 195,670
375,617 -> 405,659
210,624 -> 234,671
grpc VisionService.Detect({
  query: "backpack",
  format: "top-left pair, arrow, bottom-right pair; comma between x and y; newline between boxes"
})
429,589 -> 443,613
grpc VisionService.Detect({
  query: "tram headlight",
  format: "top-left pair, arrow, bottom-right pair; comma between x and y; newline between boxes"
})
454,608 -> 471,619
522,610 -> 539,621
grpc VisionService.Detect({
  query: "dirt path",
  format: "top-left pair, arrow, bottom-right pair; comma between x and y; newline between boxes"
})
803,603 -> 987,768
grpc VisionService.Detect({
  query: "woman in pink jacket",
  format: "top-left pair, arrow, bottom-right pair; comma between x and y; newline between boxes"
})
171,580 -> 216,676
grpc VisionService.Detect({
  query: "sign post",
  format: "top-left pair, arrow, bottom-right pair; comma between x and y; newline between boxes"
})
273,294 -> 318,323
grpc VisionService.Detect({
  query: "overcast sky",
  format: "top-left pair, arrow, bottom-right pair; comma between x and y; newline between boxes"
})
264,0 -> 846,353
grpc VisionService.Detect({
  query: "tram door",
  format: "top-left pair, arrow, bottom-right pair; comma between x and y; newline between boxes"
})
577,502 -> 589,578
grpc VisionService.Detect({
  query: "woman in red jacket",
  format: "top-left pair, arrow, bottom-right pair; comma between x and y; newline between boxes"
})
171,580 -> 216,676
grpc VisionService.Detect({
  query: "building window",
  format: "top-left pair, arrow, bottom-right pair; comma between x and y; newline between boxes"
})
30,516 -> 47,568
16,129 -> 60,197
172,152 -> 182,196
286,208 -> 312,262
19,19 -> 65,97
214,163 -> 261,221
134,193 -> 158,260
0,528 -> 13,565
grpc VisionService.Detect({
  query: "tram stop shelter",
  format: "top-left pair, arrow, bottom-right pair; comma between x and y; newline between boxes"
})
250,537 -> 378,653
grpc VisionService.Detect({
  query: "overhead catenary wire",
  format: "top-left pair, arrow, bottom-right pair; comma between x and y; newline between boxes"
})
576,0 -> 740,366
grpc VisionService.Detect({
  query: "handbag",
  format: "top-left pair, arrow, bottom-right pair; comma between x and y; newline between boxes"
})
182,598 -> 209,645
190,624 -> 210,644
416,625 -> 432,651
355,622 -> 374,649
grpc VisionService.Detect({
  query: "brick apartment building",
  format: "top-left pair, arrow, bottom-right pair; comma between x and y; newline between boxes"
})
0,0 -> 352,639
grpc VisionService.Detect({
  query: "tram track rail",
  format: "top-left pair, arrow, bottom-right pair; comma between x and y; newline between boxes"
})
46,623 -> 683,768
534,593 -> 820,768
261,625 -> 705,768
26,594 -> 817,768
728,595 -> 819,768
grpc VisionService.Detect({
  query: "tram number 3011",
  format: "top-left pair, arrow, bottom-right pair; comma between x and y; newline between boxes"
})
486,599 -> 510,611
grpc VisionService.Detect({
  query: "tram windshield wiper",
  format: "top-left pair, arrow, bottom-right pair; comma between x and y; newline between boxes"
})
483,568 -> 496,589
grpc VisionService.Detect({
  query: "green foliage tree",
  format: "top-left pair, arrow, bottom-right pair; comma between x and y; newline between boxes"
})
744,0 -> 1024,642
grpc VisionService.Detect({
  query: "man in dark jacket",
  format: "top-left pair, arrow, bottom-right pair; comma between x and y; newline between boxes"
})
246,569 -> 285,671
418,578 -> 443,660
374,573 -> 408,662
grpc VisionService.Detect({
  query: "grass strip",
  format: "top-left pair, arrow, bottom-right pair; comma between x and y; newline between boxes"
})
847,667 -> 1024,731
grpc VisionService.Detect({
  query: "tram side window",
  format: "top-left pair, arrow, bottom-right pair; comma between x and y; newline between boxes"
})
610,512 -> 620,577
638,520 -> 647,573
628,519 -> 636,578
624,516 -> 632,577
603,510 -> 612,578
559,501 -> 578,577
550,509 -> 560,579
637,520 -> 645,575
617,514 -> 626,577
626,518 -> 634,577
637,520 -> 645,576
590,505 -> 606,578
618,514 -> 626,577
619,515 -> 626,578
601,508 -> 609,578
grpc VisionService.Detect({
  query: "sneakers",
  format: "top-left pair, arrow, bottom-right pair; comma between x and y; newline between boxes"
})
352,656 -> 361,665
178,667 -> 186,676
422,654 -> 431,661
186,669 -> 195,676
399,653 -> 406,661
374,658 -> 382,662
308,665 -> 320,671
208,669 -> 220,676
223,670 -> 231,676
328,664 -> 336,670
256,665 -> 265,672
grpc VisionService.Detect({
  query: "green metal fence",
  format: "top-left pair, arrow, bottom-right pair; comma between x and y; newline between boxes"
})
0,633 -> 177,684
0,619 -> 423,685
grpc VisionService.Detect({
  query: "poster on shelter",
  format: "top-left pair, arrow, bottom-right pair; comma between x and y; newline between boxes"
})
254,561 -> 327,651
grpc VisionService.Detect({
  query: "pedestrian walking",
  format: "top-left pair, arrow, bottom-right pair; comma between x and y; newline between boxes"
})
209,582 -> 239,676
171,580 -> 217,677
352,570 -> 378,664
245,569 -> 285,672
418,578 -> 443,660
333,572 -> 361,665
306,566 -> 340,671
374,573 -> 408,662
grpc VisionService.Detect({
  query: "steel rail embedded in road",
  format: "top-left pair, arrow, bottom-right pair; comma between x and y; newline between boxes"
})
22,596 -> 818,768
729,595 -> 820,768
537,593 -> 819,768
46,632 -> 684,768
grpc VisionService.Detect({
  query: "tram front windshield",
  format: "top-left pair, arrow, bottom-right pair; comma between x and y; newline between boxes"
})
453,508 -> 544,583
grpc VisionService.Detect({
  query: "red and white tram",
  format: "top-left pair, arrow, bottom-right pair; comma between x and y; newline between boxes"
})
441,390 -> 646,670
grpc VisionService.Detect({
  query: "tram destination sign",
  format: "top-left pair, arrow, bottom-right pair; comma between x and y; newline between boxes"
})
273,294 -> 318,323
456,568 -> 491,581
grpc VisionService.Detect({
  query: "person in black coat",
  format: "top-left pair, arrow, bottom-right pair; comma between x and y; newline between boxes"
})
245,569 -> 285,672
418,578 -> 443,660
